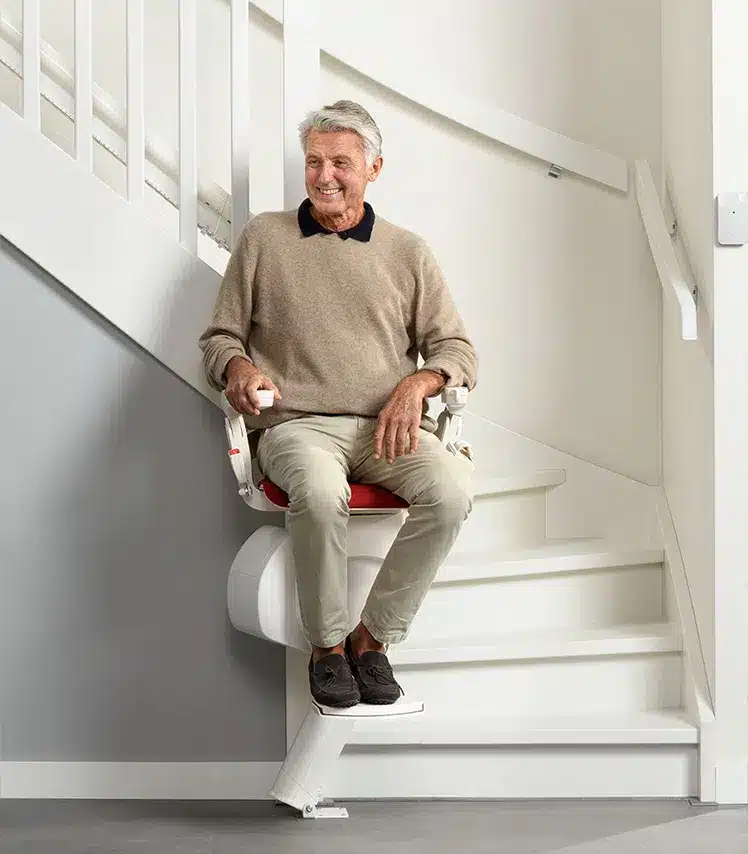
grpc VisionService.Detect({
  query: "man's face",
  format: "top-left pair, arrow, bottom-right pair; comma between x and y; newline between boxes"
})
304,129 -> 382,219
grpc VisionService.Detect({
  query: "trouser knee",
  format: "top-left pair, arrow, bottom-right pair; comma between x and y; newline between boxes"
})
288,485 -> 350,523
422,481 -> 473,525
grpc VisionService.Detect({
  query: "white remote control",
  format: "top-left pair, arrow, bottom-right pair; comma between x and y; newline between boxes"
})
256,390 -> 275,409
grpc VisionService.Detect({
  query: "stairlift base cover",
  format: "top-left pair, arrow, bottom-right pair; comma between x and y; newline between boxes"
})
227,514 -> 405,651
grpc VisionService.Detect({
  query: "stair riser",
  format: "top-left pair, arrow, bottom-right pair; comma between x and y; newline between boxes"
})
328,747 -> 697,799
391,655 -> 683,716
451,490 -> 548,553
405,565 -> 665,641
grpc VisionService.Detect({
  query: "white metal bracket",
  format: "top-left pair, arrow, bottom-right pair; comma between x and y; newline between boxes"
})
302,802 -> 349,819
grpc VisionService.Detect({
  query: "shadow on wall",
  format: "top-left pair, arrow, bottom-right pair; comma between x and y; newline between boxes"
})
0,237 -> 286,763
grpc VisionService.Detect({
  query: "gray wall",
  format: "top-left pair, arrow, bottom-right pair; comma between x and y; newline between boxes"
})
0,238 -> 286,761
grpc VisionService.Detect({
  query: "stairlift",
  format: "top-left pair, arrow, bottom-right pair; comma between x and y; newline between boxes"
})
222,386 -> 470,818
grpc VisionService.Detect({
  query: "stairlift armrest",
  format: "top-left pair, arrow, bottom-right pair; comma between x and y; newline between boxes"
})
435,386 -> 473,463
221,393 -> 254,500
220,391 -> 275,506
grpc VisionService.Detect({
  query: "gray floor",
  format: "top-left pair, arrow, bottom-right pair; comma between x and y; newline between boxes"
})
0,799 -> 744,853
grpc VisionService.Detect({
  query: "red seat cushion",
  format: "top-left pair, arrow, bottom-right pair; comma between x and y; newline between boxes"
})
259,478 -> 409,510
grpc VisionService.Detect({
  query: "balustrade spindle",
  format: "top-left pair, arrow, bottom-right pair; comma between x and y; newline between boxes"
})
22,0 -> 40,129
126,0 -> 145,206
74,0 -> 93,169
230,0 -> 250,246
282,0 -> 319,210
179,0 -> 198,252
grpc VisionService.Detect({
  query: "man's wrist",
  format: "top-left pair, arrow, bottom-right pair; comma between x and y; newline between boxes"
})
225,354 -> 255,382
409,369 -> 447,397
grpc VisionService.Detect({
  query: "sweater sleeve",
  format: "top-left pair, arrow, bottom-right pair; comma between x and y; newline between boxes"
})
413,240 -> 478,392
198,218 -> 258,392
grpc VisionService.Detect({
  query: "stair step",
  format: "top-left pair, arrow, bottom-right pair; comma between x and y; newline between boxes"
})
472,469 -> 566,499
391,622 -> 682,666
410,562 -> 665,640
350,711 -> 698,746
452,472 -> 567,554
438,541 -> 665,584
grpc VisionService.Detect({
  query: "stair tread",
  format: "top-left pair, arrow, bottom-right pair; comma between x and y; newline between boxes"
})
440,540 -> 665,583
472,469 -> 566,498
349,711 -> 699,745
391,622 -> 681,665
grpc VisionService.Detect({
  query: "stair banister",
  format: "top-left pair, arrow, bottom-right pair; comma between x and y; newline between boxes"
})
0,14 -> 233,247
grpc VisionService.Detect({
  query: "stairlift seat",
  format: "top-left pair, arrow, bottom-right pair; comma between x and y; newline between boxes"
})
222,388 -> 471,652
259,478 -> 409,510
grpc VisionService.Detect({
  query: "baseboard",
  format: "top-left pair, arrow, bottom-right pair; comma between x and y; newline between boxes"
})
0,762 -> 281,799
327,747 -> 698,799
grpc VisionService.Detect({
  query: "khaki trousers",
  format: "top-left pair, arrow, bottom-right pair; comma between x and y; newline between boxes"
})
257,415 -> 474,648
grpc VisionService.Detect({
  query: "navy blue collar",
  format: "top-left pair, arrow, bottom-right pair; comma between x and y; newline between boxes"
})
297,198 -> 375,242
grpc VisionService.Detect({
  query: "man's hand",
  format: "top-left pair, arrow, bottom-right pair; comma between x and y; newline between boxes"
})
225,356 -> 281,416
374,370 -> 446,464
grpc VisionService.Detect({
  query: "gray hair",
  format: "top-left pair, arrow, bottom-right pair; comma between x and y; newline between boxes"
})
298,100 -> 382,166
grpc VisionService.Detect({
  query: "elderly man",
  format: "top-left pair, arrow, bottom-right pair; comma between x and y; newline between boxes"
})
199,100 -> 477,708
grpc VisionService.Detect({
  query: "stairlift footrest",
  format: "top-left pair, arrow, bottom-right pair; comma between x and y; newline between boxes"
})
314,697 -> 425,718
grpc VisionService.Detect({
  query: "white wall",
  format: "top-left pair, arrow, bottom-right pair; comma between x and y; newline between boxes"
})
317,0 -> 663,487
711,0 -> 748,803
0,0 -> 664,487
285,0 -> 665,486
660,0 -> 715,694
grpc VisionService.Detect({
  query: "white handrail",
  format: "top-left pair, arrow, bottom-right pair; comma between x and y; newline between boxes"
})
22,0 -> 40,129
634,160 -> 697,341
230,0 -> 250,246
252,0 -> 628,193
178,0 -> 198,253
74,0 -> 92,170
282,0 -> 319,209
126,0 -> 144,207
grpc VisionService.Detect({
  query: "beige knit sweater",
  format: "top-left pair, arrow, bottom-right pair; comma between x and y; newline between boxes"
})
198,209 -> 477,430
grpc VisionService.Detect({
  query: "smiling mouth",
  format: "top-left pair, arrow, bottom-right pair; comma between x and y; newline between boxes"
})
318,188 -> 342,196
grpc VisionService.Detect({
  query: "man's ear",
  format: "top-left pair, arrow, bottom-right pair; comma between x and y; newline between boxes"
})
368,156 -> 384,183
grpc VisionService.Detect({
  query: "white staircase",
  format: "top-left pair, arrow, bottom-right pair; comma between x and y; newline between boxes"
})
278,468 -> 708,800
0,0 -> 715,803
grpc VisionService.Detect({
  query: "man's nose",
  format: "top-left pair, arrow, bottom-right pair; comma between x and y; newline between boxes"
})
319,160 -> 335,183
